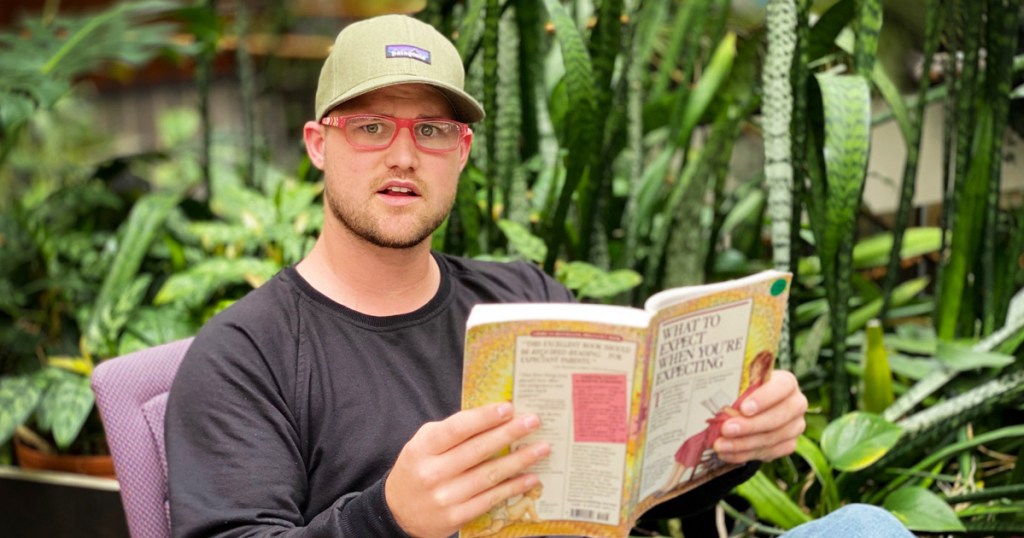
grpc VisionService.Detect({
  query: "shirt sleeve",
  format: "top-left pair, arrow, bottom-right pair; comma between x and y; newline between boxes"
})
165,322 -> 411,538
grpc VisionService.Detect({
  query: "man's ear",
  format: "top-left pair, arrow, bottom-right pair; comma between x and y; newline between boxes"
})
303,121 -> 327,170
458,127 -> 474,171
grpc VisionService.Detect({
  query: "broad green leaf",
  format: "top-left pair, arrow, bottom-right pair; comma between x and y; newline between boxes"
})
884,488 -> 964,532
117,306 -> 198,356
736,471 -> 812,529
556,261 -> 604,292
820,411 -> 902,471
39,372 -> 94,450
577,270 -> 642,300
84,190 -> 184,357
496,220 -> 547,263
157,107 -> 200,148
0,375 -> 44,446
89,275 -> 152,359
154,257 -> 281,309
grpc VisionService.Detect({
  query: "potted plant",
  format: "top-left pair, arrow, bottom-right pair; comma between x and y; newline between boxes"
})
0,1 -> 186,471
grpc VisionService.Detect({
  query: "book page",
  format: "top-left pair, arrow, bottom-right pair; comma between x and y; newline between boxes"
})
638,299 -> 753,499
511,332 -> 636,525
461,313 -> 649,538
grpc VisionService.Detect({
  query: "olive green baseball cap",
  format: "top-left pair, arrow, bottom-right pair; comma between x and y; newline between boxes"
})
315,14 -> 484,123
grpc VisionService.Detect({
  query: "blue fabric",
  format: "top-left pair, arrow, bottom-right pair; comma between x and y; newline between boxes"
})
781,504 -> 914,537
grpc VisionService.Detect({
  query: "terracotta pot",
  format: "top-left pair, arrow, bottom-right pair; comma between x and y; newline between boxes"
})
14,438 -> 116,479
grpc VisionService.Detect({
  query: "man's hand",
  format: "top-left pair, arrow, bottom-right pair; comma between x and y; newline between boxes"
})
713,370 -> 807,463
385,402 -> 551,538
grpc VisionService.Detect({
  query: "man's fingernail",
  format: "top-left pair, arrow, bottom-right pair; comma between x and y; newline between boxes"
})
741,400 -> 758,415
533,443 -> 551,458
723,423 -> 741,436
718,441 -> 734,452
524,474 -> 539,487
522,414 -> 540,429
497,403 -> 513,418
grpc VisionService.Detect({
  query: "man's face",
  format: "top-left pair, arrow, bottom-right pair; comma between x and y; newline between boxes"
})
313,84 -> 472,249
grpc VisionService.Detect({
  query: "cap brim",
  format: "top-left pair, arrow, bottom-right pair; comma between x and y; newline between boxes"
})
317,74 -> 485,123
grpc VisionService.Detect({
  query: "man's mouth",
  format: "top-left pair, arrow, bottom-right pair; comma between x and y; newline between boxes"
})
380,186 -> 417,196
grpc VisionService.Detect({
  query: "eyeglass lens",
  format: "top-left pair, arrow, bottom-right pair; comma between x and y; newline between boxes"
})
345,116 -> 462,151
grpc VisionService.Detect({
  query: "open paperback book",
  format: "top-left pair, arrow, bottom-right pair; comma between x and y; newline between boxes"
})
459,270 -> 792,538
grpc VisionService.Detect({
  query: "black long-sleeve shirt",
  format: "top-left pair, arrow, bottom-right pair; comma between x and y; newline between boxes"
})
166,253 -> 756,537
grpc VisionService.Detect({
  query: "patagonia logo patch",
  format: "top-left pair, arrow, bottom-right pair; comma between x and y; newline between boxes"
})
385,44 -> 431,64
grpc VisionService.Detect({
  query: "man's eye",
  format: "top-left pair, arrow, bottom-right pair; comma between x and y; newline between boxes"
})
417,124 -> 437,137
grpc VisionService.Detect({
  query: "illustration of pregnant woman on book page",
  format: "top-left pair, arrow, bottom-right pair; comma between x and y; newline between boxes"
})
654,350 -> 774,497
474,484 -> 544,537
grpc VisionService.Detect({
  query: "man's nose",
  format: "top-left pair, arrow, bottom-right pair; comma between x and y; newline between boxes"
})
385,125 -> 419,168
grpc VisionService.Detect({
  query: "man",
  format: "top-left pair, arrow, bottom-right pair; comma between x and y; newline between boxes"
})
166,14 -> 810,538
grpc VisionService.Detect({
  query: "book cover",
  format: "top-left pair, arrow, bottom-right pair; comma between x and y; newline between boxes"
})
460,270 -> 792,538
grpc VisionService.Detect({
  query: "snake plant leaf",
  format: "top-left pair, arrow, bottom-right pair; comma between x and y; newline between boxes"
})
871,62 -> 911,143
540,0 -> 597,270
862,319 -> 894,413
811,71 -> 871,416
820,411 -> 902,471
813,72 -> 872,259
806,0 -> 854,61
736,470 -> 812,529
763,0 -> 796,274
883,488 -> 965,532
0,375 -> 45,446
39,372 -> 94,450
853,0 -> 882,75
496,219 -> 547,264
455,0 -> 488,62
937,104 -> 995,340
795,276 -> 929,349
154,257 -> 281,310
677,32 -> 737,147
871,425 -> 1024,504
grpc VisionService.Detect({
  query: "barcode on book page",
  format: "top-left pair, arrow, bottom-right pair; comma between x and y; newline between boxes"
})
569,508 -> 612,523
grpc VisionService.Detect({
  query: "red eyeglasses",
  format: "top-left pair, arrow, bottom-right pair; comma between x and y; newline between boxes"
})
320,114 -> 470,153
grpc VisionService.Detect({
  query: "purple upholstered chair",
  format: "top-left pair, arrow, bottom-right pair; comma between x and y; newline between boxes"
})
92,337 -> 193,538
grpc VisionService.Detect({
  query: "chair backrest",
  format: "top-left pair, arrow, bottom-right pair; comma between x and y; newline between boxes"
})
91,337 -> 193,538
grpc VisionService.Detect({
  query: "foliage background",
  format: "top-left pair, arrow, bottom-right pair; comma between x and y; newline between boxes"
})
0,0 -> 1022,535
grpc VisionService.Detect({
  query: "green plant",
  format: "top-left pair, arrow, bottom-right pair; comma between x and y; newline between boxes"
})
420,0 -> 1023,533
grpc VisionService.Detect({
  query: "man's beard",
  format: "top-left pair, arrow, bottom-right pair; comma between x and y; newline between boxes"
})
324,183 -> 451,249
